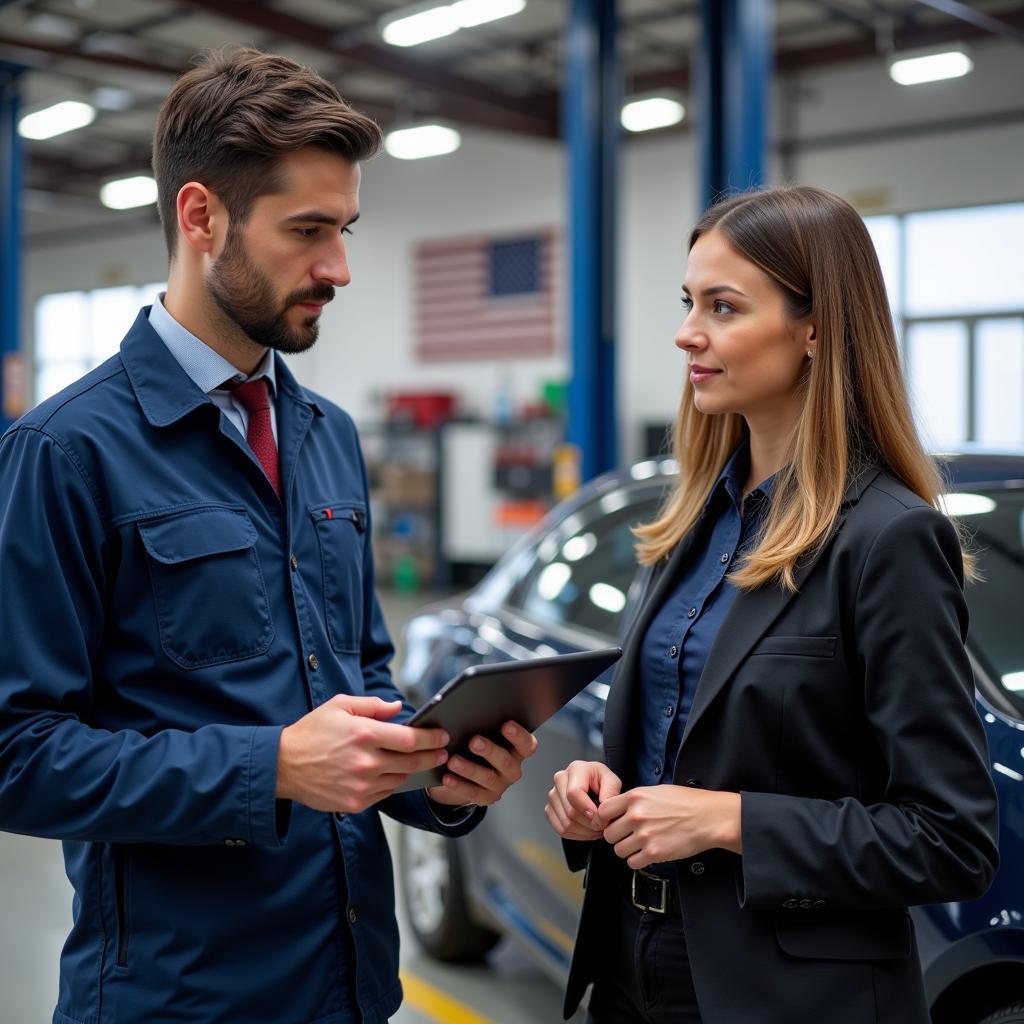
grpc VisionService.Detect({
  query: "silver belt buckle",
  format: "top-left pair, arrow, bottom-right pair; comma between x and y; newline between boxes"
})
631,868 -> 668,914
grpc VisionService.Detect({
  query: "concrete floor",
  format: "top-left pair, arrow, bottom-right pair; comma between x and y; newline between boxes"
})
0,590 -> 580,1024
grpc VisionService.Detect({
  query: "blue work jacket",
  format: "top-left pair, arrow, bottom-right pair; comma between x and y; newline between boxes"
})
0,309 -> 483,1024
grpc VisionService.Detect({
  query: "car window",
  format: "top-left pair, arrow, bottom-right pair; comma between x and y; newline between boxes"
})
507,486 -> 663,640
956,485 -> 1024,719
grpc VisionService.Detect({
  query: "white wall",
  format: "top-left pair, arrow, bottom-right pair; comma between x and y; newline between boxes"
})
24,38 -> 1024,464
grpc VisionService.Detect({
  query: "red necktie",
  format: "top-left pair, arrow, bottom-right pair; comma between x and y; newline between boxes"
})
231,378 -> 281,498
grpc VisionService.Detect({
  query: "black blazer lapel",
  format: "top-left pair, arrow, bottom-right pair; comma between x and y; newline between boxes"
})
677,464 -> 882,754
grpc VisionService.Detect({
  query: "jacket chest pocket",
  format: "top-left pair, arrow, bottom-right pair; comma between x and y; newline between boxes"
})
309,501 -> 367,654
138,507 -> 274,670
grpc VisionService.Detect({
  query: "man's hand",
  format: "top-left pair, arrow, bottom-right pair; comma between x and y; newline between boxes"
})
545,760 -> 623,841
594,786 -> 742,869
276,695 -> 450,814
426,721 -> 538,808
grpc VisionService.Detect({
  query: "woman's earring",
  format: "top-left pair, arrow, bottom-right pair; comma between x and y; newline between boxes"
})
806,350 -> 814,360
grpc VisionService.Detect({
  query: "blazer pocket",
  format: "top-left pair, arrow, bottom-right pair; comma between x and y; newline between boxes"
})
750,635 -> 837,658
138,506 -> 274,669
775,912 -> 912,961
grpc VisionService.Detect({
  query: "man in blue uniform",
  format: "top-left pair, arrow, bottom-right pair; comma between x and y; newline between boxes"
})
0,47 -> 536,1024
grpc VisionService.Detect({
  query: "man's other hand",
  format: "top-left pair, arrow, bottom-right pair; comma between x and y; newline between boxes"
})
426,721 -> 538,808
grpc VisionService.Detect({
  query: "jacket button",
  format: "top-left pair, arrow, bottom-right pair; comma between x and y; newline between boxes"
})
687,607 -> 697,619
813,898 -> 827,909
799,898 -> 815,909
290,554 -> 298,571
684,778 -> 701,787
348,908 -> 357,924
782,898 -> 799,909
308,653 -> 319,670
690,862 -> 705,876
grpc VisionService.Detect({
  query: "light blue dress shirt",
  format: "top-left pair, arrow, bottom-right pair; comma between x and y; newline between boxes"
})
148,294 -> 278,444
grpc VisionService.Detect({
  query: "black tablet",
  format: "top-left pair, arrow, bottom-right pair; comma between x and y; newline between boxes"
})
394,646 -> 622,793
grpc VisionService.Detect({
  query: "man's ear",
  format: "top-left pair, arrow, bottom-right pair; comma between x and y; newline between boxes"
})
176,181 -> 220,255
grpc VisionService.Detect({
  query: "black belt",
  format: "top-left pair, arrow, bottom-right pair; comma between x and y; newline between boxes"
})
625,867 -> 680,915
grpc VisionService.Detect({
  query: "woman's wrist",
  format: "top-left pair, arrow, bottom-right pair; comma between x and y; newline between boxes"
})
710,791 -> 743,854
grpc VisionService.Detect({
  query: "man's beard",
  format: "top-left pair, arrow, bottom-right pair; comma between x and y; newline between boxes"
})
207,229 -> 334,354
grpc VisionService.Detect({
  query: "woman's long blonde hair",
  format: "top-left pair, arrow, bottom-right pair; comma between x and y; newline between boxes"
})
635,185 -> 961,591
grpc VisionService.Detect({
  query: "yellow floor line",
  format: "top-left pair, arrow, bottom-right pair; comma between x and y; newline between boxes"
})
401,971 -> 496,1024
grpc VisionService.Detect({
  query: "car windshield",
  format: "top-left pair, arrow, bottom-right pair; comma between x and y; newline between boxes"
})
958,484 -> 1024,719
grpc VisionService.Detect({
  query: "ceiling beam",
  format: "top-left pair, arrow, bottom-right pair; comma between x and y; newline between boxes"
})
627,6 -> 1024,91
913,0 -> 1024,45
174,0 -> 558,138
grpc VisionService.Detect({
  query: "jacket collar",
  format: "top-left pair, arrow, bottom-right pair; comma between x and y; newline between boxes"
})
121,307 -> 323,428
603,460 -> 882,772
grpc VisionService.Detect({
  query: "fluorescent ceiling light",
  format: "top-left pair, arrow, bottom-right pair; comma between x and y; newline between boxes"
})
100,175 -> 158,210
621,96 -> 685,133
382,0 -> 525,46
889,45 -> 973,86
381,4 -> 459,46
452,0 -> 526,29
18,100 -> 95,140
937,492 -> 996,517
385,124 -> 461,160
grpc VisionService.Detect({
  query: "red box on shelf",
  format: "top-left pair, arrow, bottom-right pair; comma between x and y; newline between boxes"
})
386,392 -> 456,428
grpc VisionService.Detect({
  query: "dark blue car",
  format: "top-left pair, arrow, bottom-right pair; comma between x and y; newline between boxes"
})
397,451 -> 1024,1024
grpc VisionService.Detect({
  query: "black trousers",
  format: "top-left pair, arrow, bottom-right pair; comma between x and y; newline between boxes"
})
586,882 -> 702,1024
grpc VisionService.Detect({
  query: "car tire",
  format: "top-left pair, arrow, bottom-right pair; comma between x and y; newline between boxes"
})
978,1005 -> 1024,1024
398,825 -> 501,963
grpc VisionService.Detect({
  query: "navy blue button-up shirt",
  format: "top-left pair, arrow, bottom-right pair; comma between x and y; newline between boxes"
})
633,441 -> 775,865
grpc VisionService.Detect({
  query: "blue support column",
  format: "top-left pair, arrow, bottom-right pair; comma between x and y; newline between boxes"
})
565,0 -> 619,483
0,63 -> 25,432
698,0 -> 772,208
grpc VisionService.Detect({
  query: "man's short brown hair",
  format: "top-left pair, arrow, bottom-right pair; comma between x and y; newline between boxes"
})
152,46 -> 382,259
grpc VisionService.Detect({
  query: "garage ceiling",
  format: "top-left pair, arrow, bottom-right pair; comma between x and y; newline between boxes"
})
2,0 -> 1022,235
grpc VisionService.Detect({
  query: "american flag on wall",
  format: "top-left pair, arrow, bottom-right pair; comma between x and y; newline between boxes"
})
414,230 -> 562,360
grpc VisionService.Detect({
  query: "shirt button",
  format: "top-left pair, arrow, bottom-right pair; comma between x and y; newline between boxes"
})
308,653 -> 319,670
653,762 -> 662,777
690,862 -> 705,876
720,552 -> 730,564
290,554 -> 298,571
687,607 -> 697,619
664,705 -> 674,718
669,645 -> 678,658
348,907 -> 358,925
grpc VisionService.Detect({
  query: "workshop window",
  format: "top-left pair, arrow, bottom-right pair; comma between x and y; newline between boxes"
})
35,282 -> 165,406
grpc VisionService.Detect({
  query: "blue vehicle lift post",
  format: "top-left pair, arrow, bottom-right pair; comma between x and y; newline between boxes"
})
698,0 -> 772,209
565,0 -> 620,483
0,62 -> 25,433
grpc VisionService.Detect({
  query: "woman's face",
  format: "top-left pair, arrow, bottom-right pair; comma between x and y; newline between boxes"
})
675,229 -> 814,427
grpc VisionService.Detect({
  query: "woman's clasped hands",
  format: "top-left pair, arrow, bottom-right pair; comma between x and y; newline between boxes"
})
546,760 -> 742,870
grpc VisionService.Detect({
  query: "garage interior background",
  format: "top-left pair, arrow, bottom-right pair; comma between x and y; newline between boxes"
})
3,0 -> 1024,589
2,3 -> 1024,1023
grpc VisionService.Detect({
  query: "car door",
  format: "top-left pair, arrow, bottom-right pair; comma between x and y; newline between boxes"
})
473,483 -> 664,966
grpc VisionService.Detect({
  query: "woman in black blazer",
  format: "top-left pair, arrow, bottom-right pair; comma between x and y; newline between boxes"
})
545,185 -> 999,1024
